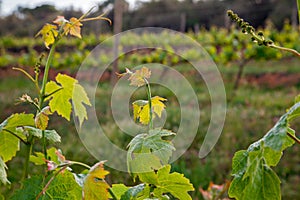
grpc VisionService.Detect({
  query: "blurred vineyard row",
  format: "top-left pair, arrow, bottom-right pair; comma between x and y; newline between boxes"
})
1,22 -> 299,71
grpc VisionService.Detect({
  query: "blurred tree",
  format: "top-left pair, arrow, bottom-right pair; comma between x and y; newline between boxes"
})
0,0 -> 296,37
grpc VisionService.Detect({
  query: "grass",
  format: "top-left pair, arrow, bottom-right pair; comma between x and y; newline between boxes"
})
0,57 -> 300,199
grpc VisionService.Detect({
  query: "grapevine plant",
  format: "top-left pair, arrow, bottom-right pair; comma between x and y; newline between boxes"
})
226,10 -> 300,200
0,10 -> 194,199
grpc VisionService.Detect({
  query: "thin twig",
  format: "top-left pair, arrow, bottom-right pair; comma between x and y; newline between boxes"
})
270,44 -> 300,58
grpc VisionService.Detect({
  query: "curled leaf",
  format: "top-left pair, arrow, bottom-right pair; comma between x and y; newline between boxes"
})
35,106 -> 52,130
53,16 -> 69,25
83,161 -> 110,200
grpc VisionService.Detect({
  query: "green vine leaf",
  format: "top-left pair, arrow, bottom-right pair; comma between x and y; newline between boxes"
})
11,171 -> 82,200
228,102 -> 300,200
0,113 -> 35,130
21,126 -> 61,143
127,128 -> 175,173
45,73 -> 91,127
0,113 -> 35,162
120,184 -> 145,200
138,165 -> 194,200
110,184 -> 129,199
30,148 -> 60,165
83,161 -> 110,200
30,152 -> 46,165
0,157 -> 9,185
0,132 -> 19,163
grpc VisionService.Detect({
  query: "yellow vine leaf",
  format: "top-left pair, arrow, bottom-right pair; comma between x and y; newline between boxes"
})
64,17 -> 83,39
83,161 -> 110,200
128,67 -> 151,87
35,106 -> 52,130
45,73 -> 91,127
152,96 -> 167,118
36,24 -> 58,48
133,96 -> 167,125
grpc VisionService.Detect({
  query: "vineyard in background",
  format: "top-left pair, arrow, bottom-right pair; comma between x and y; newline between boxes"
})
1,21 -> 300,199
1,22 -> 299,70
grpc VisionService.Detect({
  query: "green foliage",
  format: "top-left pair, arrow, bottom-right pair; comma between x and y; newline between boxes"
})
30,147 -> 60,165
138,165 -> 194,200
11,171 -> 82,200
45,73 -> 91,127
229,102 -> 300,199
110,184 -> 129,199
0,10 -> 106,199
0,113 -> 34,165
120,184 -> 145,200
111,165 -> 194,200
127,128 -> 175,172
21,126 -> 61,143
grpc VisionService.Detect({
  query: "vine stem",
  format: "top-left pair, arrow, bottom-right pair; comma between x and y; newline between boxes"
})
144,78 -> 153,129
37,41 -> 57,160
38,43 -> 57,108
287,132 -> 300,145
68,161 -> 91,169
23,137 -> 34,179
269,44 -> 300,58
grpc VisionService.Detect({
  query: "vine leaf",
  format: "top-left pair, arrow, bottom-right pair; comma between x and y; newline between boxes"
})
83,161 -> 110,200
110,184 -> 129,199
11,171 -> 82,200
128,67 -> 151,87
30,152 -> 46,165
132,96 -> 167,125
0,113 -> 34,162
0,132 -> 19,163
30,147 -> 61,165
120,184 -> 145,200
36,23 -> 58,48
0,157 -> 9,185
138,165 -> 194,200
45,73 -> 91,127
35,106 -> 52,130
21,126 -> 61,143
53,16 -> 68,25
64,17 -> 83,38
127,128 -> 175,173
228,102 -> 300,200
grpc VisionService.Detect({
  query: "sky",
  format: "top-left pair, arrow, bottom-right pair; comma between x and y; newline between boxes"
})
1,0 -> 141,16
